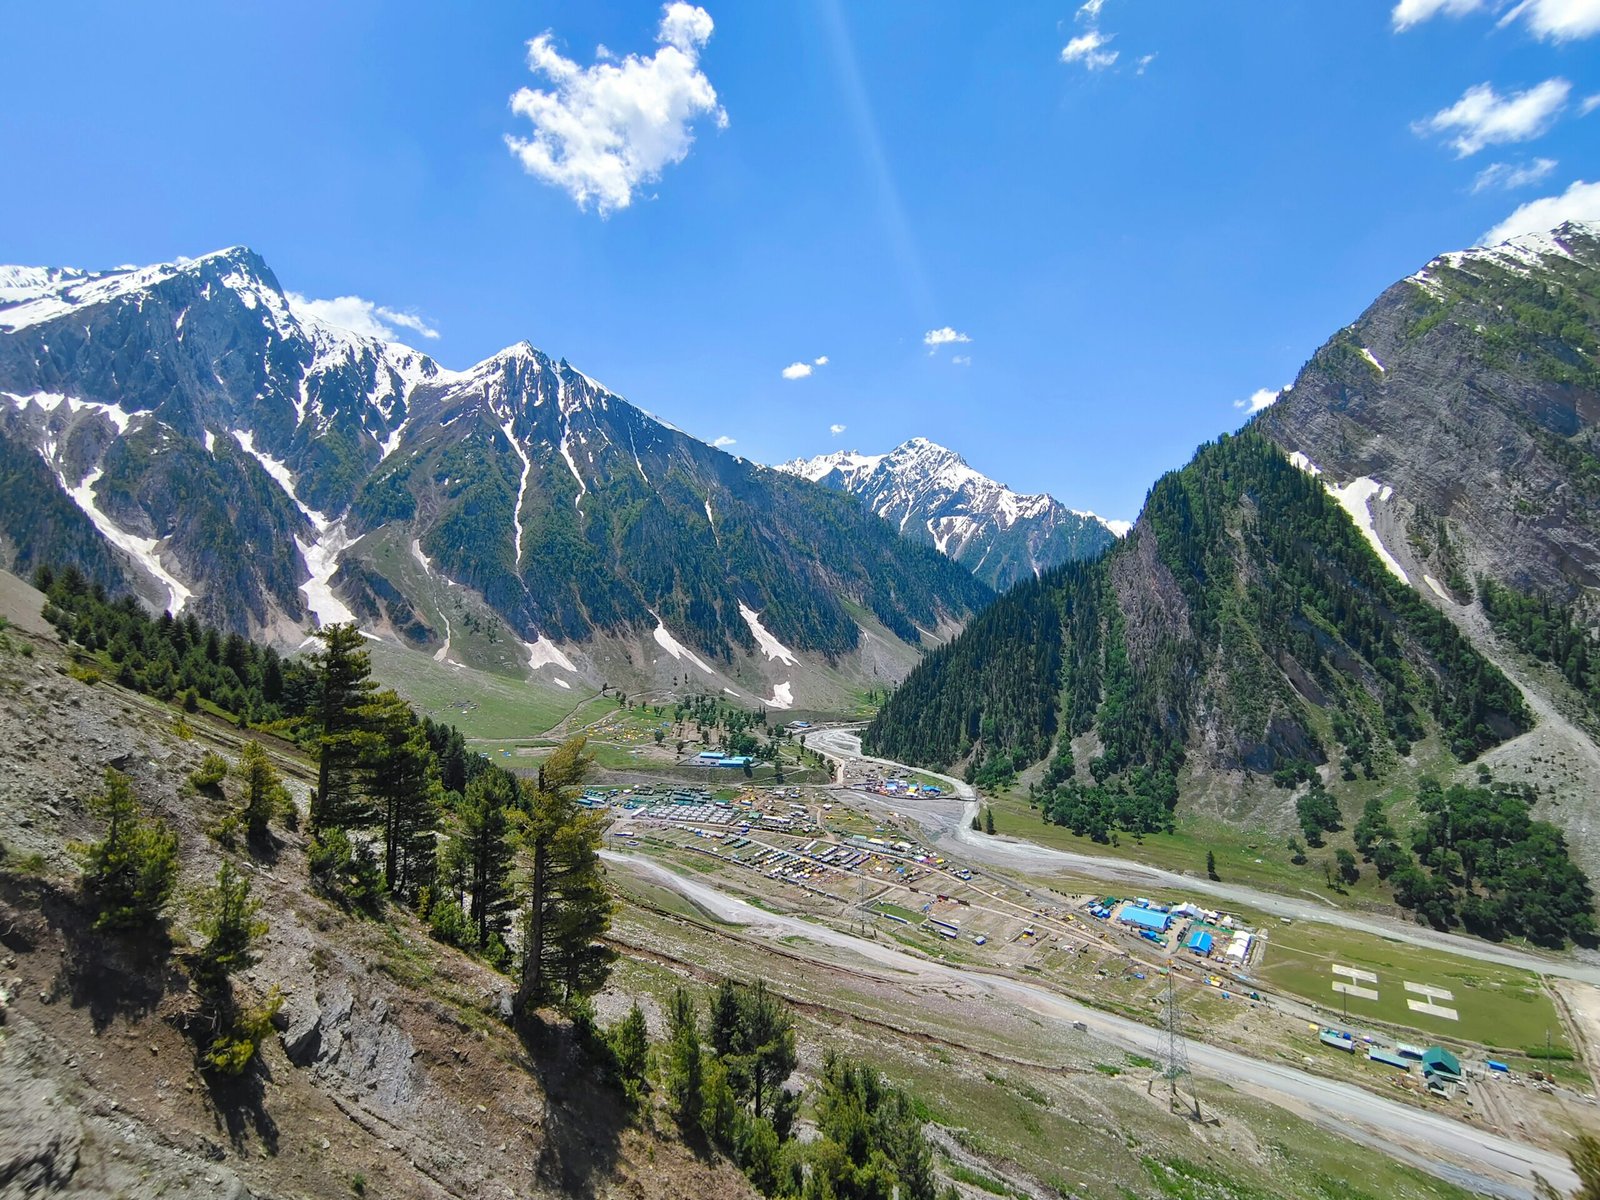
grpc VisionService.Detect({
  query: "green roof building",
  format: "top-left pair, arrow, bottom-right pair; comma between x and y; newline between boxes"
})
1421,1047 -> 1462,1079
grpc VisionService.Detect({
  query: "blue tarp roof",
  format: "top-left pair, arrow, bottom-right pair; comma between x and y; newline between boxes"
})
1120,906 -> 1171,932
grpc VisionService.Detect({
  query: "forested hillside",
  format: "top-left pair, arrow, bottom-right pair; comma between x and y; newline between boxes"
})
865,431 -> 1530,834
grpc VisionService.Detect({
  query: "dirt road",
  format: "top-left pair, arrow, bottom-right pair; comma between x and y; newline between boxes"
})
605,850 -> 1579,1199
805,727 -> 1600,986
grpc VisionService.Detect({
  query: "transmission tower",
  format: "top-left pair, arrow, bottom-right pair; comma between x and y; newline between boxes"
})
1149,972 -> 1200,1120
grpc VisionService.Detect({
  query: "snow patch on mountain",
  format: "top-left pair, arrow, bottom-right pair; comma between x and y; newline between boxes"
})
62,464 -> 191,614
297,521 -> 357,626
738,603 -> 798,665
500,419 -> 533,569
1326,477 -> 1409,584
523,636 -> 577,674
652,617 -> 715,675
1360,347 -> 1385,373
764,681 -> 794,710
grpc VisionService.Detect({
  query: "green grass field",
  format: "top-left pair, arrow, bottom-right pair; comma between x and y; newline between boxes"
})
367,641 -> 581,739
1257,920 -> 1571,1056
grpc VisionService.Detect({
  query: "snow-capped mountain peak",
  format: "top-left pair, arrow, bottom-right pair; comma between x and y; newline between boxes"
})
776,438 -> 1120,591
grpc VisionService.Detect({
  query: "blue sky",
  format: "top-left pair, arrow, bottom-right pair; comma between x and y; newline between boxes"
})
2,1 -> 1598,523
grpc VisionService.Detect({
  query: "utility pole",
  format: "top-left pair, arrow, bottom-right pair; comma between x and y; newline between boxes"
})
1150,972 -> 1199,1120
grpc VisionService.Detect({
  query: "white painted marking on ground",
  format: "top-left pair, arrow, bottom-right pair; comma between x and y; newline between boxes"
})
1404,982 -> 1455,1001
1406,999 -> 1459,1020
1332,965 -> 1378,983
1333,982 -> 1380,1001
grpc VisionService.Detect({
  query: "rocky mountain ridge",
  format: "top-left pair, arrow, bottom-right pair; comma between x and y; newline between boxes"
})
776,437 -> 1122,592
865,222 -> 1600,878
0,248 -> 990,709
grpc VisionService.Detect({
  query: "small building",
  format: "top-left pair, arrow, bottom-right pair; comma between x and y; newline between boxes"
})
1118,905 -> 1172,933
1422,1047 -> 1462,1080
715,755 -> 755,768
1396,1043 -> 1426,1061
696,751 -> 726,762
1320,1030 -> 1356,1053
1185,929 -> 1214,955
1367,1048 -> 1412,1071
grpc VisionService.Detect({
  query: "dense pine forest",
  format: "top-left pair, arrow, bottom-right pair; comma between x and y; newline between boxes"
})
1480,575 -> 1600,717
866,432 -> 1530,837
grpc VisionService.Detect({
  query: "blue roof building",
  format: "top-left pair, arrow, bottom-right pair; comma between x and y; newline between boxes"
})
1119,905 -> 1172,933
1185,929 -> 1214,954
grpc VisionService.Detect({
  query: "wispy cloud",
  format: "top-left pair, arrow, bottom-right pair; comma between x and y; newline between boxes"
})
1234,386 -> 1287,414
951,355 -> 972,366
1135,53 -> 1157,74
1393,0 -> 1600,40
712,435 -> 736,447
923,326 -> 972,347
1061,29 -> 1118,70
1392,0 -> 1486,31
1414,78 -> 1570,156
286,292 -> 440,342
1472,157 -> 1558,192
1482,178 -> 1600,243
504,3 -> 727,215
1582,93 -> 1600,115
1501,0 -> 1600,41
829,423 -> 847,436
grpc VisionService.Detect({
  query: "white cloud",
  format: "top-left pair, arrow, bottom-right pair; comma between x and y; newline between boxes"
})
1135,53 -> 1157,74
1582,93 -> 1600,115
1061,29 -> 1118,70
504,3 -> 727,215
1472,157 -> 1558,191
1077,0 -> 1109,18
1482,178 -> 1600,243
1501,0 -> 1600,40
1234,386 -> 1288,414
813,355 -> 829,366
951,354 -> 972,366
285,292 -> 440,342
923,326 -> 972,347
712,435 -> 736,447
1392,0 -> 1486,30
781,362 -> 813,380
1414,78 -> 1570,156
829,423 -> 847,436
1393,0 -> 1600,39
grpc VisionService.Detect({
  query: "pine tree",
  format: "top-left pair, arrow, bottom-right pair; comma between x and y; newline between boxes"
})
662,986 -> 705,1129
608,1002 -> 650,1103
514,737 -> 614,1016
76,768 -> 179,931
361,690 -> 441,901
983,806 -> 996,835
439,769 -> 515,953
237,740 -> 290,843
1206,850 -> 1219,881
307,622 -> 375,830
192,859 -> 268,992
